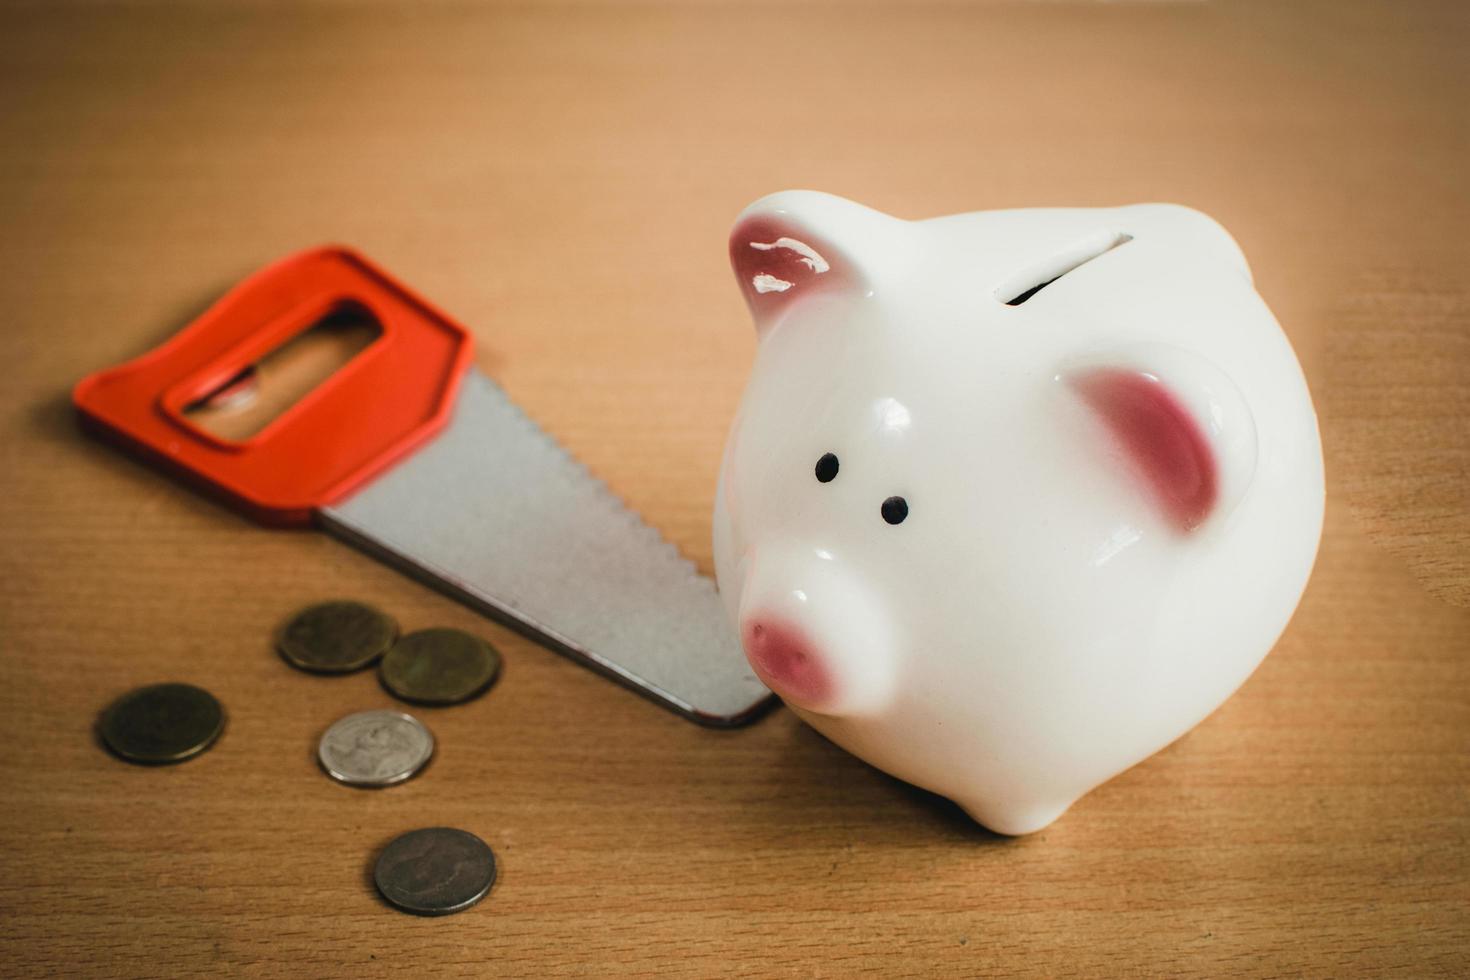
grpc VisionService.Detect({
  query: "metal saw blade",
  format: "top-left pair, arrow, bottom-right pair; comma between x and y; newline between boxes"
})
318,368 -> 771,726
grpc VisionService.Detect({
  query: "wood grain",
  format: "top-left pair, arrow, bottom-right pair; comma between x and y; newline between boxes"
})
0,2 -> 1466,976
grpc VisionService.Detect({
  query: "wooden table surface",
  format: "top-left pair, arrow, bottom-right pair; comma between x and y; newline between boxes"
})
2,2 -> 1466,976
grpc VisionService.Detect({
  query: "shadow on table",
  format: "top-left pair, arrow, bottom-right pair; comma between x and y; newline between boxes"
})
745,711 -> 1014,847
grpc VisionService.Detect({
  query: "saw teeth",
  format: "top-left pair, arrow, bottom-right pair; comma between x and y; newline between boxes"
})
320,369 -> 770,725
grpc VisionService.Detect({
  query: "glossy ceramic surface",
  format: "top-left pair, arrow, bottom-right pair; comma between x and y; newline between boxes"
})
713,190 -> 1324,835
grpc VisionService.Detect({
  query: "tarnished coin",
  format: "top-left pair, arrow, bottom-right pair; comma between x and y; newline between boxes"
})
98,682 -> 224,764
379,628 -> 501,706
278,600 -> 398,674
317,709 -> 434,787
374,827 -> 497,916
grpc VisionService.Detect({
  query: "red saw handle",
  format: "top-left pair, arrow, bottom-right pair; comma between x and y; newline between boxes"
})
73,246 -> 474,526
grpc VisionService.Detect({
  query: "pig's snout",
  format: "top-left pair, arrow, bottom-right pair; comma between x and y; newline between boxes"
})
742,620 -> 834,707
737,546 -> 896,717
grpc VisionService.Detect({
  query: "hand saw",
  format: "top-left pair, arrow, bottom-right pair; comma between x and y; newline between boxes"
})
73,246 -> 771,727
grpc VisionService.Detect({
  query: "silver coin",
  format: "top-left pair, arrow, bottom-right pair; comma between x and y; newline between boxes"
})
317,710 -> 434,787
374,827 -> 496,916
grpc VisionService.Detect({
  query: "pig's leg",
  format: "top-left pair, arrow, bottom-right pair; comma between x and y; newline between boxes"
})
960,797 -> 1075,837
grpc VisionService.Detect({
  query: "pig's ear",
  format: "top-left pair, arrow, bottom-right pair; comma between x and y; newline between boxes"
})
1061,344 -> 1257,533
729,191 -> 899,337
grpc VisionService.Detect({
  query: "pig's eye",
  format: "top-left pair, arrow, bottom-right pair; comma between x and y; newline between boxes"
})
881,496 -> 909,525
814,453 -> 839,483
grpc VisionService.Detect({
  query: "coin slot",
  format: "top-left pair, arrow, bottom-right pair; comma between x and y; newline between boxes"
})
183,302 -> 383,442
995,230 -> 1132,306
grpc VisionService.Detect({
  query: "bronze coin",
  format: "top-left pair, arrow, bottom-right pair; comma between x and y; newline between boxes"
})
374,827 -> 496,916
98,682 -> 224,764
277,600 -> 398,674
379,628 -> 501,705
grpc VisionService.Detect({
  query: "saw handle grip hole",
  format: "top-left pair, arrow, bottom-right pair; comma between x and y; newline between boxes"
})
184,302 -> 383,443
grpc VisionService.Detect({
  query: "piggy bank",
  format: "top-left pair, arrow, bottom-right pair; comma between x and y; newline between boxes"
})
713,190 -> 1324,835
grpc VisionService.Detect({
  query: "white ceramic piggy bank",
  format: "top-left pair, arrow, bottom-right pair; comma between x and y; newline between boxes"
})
713,190 -> 1323,835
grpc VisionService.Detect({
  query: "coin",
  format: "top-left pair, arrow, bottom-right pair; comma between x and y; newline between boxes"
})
277,600 -> 398,674
98,682 -> 224,764
379,628 -> 501,705
374,827 -> 497,916
317,709 -> 434,787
